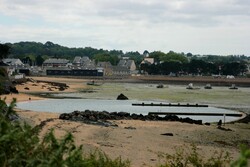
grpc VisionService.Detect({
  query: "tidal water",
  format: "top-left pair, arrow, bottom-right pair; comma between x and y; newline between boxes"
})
16,99 -> 241,123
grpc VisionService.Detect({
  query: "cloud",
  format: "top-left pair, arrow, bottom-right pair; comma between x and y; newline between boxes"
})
0,0 -> 250,55
1,0 -> 249,26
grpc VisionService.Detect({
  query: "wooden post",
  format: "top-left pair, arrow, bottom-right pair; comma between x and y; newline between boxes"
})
223,114 -> 226,126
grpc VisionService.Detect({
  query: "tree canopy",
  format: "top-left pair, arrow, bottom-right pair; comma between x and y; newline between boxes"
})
0,43 -> 10,60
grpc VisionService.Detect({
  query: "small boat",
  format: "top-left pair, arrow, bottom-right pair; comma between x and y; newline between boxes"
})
86,80 -> 102,86
204,84 -> 212,89
156,84 -> 164,88
229,84 -> 238,89
186,83 -> 200,90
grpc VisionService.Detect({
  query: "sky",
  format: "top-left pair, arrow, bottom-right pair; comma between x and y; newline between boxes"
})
0,0 -> 250,55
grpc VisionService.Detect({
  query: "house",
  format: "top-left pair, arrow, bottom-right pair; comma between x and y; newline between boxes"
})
117,59 -> 136,71
112,66 -> 130,76
72,56 -> 82,66
140,57 -> 154,65
43,58 -> 70,68
2,58 -> 27,76
72,56 -> 96,69
3,58 -> 24,67
96,62 -> 113,76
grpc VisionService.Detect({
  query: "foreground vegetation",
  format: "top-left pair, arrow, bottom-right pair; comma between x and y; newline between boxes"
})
1,98 -> 250,166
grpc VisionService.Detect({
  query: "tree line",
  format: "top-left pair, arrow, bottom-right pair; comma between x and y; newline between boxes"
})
3,42 -> 250,76
141,59 -> 248,76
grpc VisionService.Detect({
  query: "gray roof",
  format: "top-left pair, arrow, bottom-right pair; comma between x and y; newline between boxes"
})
112,66 -> 130,72
72,56 -> 95,69
43,58 -> 69,64
73,56 -> 82,64
97,62 -> 112,68
73,56 -> 91,64
118,59 -> 134,68
3,58 -> 24,65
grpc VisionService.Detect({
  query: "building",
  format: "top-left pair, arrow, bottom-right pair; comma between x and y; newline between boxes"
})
72,56 -> 95,69
43,58 -> 70,68
46,68 -> 103,76
140,57 -> 154,65
112,66 -> 130,76
2,58 -> 28,76
3,58 -> 24,67
96,62 -> 113,76
117,59 -> 136,71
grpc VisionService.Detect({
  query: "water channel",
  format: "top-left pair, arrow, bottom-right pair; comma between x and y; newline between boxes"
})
16,99 -> 242,123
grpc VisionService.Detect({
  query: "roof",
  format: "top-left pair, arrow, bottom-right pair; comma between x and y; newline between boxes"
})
97,62 -> 112,68
118,59 -> 134,68
117,60 -> 134,67
141,58 -> 154,64
43,58 -> 69,64
112,66 -> 130,72
73,56 -> 81,64
3,58 -> 24,65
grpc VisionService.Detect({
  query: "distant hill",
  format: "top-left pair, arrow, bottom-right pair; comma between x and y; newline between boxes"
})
7,41 -> 124,60
5,41 -> 143,66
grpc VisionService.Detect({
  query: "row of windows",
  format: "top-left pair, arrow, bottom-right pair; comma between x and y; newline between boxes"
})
46,70 -> 103,76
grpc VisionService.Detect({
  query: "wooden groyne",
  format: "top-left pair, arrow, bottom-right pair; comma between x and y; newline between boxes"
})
148,112 -> 243,117
132,103 -> 208,107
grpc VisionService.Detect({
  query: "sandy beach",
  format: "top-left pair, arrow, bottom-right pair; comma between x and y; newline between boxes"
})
2,76 -> 250,167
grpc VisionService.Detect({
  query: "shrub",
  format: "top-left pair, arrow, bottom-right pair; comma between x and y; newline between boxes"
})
231,145 -> 250,167
157,144 -> 232,167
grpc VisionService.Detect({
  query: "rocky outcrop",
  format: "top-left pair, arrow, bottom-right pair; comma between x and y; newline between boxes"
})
116,93 -> 129,100
59,110 -> 203,126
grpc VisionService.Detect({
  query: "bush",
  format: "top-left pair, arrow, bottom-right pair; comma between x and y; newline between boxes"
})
157,144 -> 232,167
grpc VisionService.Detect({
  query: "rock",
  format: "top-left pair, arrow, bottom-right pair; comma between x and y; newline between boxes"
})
59,86 -> 65,91
58,110 -> 206,127
117,112 -> 130,118
116,93 -> 129,100
156,84 -> 164,88
9,86 -> 19,94
161,133 -> 174,136
217,119 -> 222,127
124,126 -> 136,130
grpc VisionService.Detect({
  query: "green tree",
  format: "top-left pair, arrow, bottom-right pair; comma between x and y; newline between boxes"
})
36,55 -> 45,66
94,53 -> 119,65
0,44 -> 10,60
149,51 -> 166,62
164,51 -> 188,63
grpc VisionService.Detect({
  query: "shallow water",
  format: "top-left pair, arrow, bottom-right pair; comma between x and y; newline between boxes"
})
16,99 -> 241,123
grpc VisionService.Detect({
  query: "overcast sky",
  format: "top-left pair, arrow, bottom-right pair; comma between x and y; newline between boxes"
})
0,0 -> 250,55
